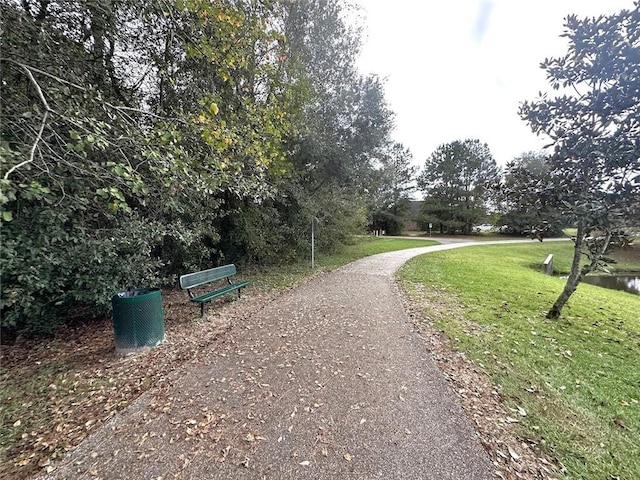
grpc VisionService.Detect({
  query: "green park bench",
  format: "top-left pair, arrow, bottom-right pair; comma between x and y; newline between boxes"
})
179,264 -> 249,316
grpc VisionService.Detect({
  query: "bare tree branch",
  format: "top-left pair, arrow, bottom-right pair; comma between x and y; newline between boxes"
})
1,58 -> 189,125
3,66 -> 51,180
1,58 -> 86,90
102,103 -> 189,125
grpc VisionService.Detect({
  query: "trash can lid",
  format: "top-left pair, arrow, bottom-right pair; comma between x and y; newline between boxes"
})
116,288 -> 158,298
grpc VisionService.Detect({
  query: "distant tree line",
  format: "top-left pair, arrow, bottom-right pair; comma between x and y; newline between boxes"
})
416,139 -> 499,235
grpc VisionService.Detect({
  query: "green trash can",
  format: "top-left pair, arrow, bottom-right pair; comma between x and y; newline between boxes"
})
112,288 -> 165,354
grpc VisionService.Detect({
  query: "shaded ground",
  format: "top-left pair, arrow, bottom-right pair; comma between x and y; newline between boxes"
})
2,241 -> 565,479
1,287 -> 286,479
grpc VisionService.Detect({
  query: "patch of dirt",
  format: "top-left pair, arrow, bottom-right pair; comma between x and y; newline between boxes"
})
397,281 -> 564,480
0,286 -> 290,480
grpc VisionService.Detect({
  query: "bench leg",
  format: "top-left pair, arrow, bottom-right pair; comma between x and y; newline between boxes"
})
237,288 -> 242,299
201,302 -> 205,317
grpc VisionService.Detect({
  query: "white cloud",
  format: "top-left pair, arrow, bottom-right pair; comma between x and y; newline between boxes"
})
353,0 -> 634,167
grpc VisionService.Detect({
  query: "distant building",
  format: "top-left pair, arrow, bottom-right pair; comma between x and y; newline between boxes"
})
404,200 -> 423,231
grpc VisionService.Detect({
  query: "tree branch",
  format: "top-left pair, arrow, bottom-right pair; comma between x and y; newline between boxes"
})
3,66 -> 51,180
1,58 -> 86,90
1,58 -> 189,125
102,104 -> 189,125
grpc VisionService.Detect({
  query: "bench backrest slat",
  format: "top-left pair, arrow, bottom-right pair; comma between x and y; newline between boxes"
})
180,264 -> 237,290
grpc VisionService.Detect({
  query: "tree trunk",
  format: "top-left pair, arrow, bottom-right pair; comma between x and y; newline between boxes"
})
547,224 -> 584,319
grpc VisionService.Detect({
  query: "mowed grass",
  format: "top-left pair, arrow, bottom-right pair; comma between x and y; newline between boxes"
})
398,242 -> 640,480
248,236 -> 438,289
318,237 -> 439,267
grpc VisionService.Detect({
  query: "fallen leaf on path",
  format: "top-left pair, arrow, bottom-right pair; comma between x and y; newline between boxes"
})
508,445 -> 520,461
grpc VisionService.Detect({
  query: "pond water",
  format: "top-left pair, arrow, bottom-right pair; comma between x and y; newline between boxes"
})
582,274 -> 640,295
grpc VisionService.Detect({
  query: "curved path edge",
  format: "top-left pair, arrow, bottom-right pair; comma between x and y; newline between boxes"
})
41,238 -> 565,480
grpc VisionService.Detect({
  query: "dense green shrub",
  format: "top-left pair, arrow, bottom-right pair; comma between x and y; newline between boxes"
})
1,211 -> 166,338
0,0 -> 397,340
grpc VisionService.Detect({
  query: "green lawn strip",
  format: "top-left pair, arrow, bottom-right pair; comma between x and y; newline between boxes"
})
398,243 -> 640,480
247,237 -> 438,289
604,249 -> 640,273
318,237 -> 439,267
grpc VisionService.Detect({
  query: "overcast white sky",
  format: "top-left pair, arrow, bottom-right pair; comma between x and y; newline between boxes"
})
351,0 -> 634,167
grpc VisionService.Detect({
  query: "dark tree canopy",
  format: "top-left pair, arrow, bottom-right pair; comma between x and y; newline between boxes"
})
417,139 -> 500,234
519,3 -> 640,318
0,0 -> 402,338
498,152 -> 566,237
367,143 -> 416,235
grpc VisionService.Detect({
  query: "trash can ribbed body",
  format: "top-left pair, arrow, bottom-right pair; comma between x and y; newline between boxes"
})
112,288 -> 165,354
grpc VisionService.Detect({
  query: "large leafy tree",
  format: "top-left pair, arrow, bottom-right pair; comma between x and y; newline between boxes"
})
519,3 -> 640,319
0,0 -> 293,336
0,0 -> 400,337
417,139 -> 500,234
258,0 -> 395,252
498,152 -> 566,237
368,143 -> 416,235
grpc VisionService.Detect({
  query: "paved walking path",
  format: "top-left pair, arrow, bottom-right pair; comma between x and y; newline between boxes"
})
45,238 -> 558,479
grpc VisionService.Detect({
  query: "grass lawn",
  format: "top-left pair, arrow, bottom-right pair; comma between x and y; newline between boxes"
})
318,236 -> 439,266
398,242 -> 640,479
247,236 -> 438,289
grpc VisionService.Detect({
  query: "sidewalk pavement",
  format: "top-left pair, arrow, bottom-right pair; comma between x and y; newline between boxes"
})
42,244 -> 499,479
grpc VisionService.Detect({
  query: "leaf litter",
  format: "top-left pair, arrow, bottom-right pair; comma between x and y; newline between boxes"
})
0,287 -> 284,480
2,273 -> 566,480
